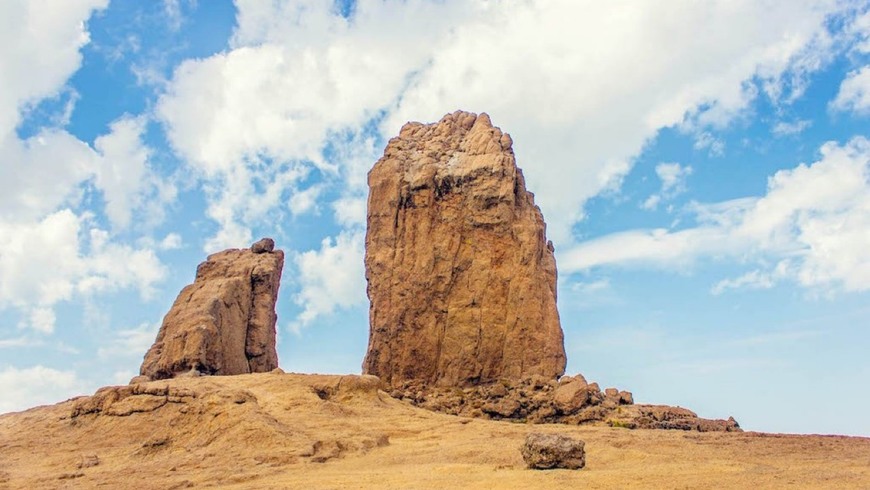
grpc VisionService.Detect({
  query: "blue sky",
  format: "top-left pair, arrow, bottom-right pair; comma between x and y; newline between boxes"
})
1,0 -> 869,436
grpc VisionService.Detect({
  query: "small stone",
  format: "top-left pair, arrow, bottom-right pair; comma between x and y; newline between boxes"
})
251,237 -> 275,253
521,432 -> 586,470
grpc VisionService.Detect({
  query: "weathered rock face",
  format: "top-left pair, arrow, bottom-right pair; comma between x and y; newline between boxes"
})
139,240 -> 284,380
363,110 -> 566,387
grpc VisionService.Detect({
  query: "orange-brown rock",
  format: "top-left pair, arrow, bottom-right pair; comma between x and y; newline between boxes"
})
363,110 -> 566,387
390,375 -> 740,432
139,239 -> 284,380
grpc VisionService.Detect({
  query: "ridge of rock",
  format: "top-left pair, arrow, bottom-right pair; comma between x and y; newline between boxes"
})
390,374 -> 741,432
138,239 -> 284,380
363,110 -> 566,387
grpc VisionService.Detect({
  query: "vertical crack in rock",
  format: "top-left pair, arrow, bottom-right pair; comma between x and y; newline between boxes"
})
363,110 -> 567,388
139,238 -> 283,381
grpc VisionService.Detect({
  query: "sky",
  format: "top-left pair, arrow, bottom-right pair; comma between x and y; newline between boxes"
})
1,0 -> 869,436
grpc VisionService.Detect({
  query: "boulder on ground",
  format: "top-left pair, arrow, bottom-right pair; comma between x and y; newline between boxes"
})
521,432 -> 586,470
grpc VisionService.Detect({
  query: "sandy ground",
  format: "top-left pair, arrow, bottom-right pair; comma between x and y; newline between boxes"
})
1,372 -> 868,489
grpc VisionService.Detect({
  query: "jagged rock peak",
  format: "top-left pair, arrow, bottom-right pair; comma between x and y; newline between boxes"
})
138,238 -> 284,381
363,110 -> 567,388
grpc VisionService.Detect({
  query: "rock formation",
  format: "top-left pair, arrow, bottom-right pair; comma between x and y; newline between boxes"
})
138,239 -> 283,380
363,110 -> 566,387
389,373 -> 741,432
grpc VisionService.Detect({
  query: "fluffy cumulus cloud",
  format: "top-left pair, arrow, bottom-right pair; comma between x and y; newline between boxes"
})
157,0 -> 462,251
92,116 -> 177,230
0,212 -> 167,333
0,0 -> 108,137
151,0 -> 858,326
158,0 -> 849,250
0,1 -> 173,334
830,65 -> 870,114
0,365 -> 86,413
290,231 -> 366,332
562,137 -> 870,294
385,0 -> 845,242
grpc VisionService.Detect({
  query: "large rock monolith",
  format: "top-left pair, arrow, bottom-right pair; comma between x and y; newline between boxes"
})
139,239 -> 283,380
363,110 -> 566,387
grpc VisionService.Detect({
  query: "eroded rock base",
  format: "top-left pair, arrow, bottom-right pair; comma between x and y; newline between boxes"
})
390,374 -> 740,432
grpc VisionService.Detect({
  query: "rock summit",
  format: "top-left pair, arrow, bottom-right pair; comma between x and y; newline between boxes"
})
363,110 -> 566,387
138,239 -> 284,380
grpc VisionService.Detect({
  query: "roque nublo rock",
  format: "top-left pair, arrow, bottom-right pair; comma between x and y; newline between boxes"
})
138,239 -> 283,380
363,110 -> 567,387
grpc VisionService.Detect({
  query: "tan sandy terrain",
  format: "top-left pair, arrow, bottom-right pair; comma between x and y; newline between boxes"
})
1,372 -> 868,489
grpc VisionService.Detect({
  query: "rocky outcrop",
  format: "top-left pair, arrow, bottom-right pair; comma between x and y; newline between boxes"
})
521,433 -> 586,470
389,375 -> 741,432
363,110 -> 566,387
139,239 -> 284,380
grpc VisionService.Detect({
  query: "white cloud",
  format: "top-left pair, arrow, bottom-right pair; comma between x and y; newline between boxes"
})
0,0 -> 108,137
848,9 -> 870,54
290,230 -> 366,331
830,65 -> 870,114
92,116 -> 174,230
385,1 -> 843,242
0,130 -> 97,222
332,196 -> 367,228
158,232 -> 183,250
772,119 -> 812,137
657,163 -> 693,194
158,1 -> 462,250
0,116 -> 171,232
642,163 -> 693,210
78,228 -> 168,300
692,132 -> 726,156
97,321 -> 159,360
152,1 -> 856,320
288,184 -> 323,216
27,307 -> 57,334
158,2 -> 850,249
162,0 -> 187,32
563,137 -> 870,294
0,211 -> 168,333
0,365 -> 86,414
711,268 -> 780,295
0,2 -> 174,333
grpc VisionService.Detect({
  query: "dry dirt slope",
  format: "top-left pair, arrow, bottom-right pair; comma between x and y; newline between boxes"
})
0,372 -> 868,489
